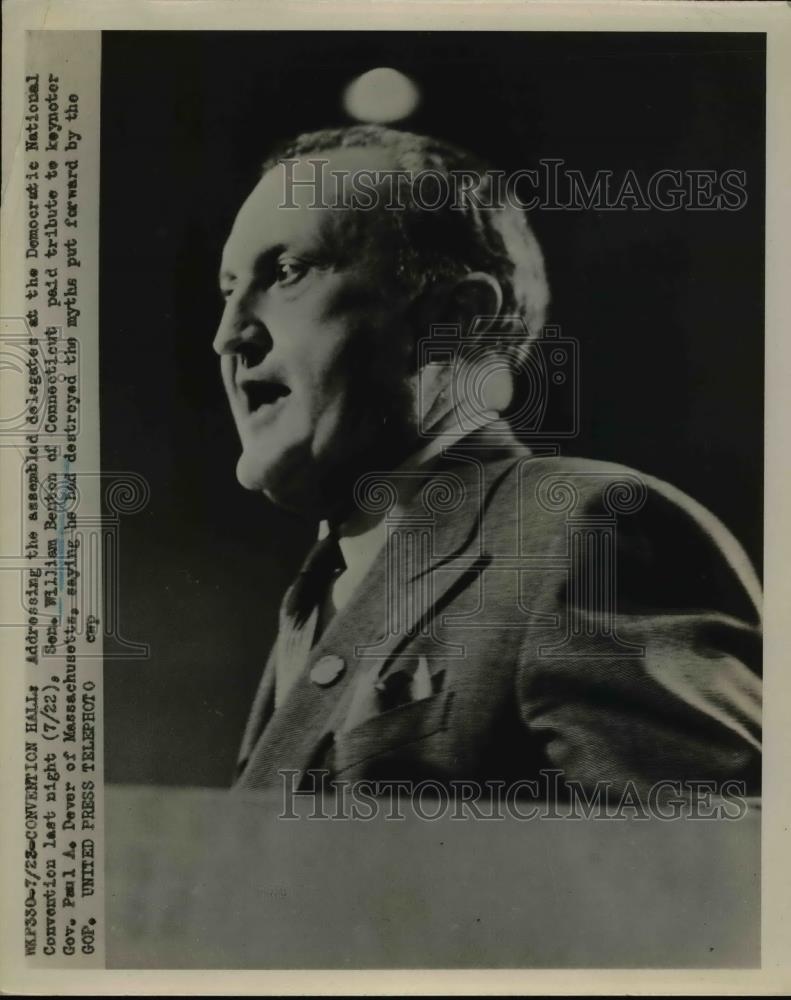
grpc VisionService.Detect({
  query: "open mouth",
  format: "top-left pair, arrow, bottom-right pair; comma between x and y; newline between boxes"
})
242,380 -> 291,413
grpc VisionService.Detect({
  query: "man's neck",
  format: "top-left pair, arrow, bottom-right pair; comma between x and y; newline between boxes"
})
326,407 -> 501,540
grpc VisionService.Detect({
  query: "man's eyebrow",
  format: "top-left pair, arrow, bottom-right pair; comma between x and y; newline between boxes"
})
218,245 -> 289,287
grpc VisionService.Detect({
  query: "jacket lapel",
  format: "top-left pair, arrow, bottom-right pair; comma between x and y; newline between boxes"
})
236,423 -> 529,789
235,538 -> 394,789
235,643 -> 277,777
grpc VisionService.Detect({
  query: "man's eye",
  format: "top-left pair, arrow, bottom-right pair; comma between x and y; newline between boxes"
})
274,259 -> 307,287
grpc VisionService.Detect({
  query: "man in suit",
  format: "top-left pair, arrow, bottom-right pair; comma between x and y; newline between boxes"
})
214,125 -> 761,801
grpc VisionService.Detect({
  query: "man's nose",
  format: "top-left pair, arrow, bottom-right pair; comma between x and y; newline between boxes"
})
212,291 -> 273,366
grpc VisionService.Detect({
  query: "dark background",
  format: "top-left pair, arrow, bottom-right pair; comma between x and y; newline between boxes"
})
100,31 -> 765,788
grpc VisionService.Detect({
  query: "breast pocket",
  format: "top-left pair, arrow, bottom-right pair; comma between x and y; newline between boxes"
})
332,689 -> 454,775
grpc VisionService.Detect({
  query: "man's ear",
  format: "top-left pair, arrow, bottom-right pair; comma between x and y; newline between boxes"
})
409,271 -> 504,345
410,272 -> 508,430
448,272 -> 504,334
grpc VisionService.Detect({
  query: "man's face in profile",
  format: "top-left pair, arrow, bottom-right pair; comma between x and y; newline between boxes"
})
214,149 -> 418,516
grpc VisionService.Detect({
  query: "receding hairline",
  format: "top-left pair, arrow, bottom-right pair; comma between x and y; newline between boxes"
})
258,143 -> 422,219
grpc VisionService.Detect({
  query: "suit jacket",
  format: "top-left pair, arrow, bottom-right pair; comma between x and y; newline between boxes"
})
235,424 -> 761,798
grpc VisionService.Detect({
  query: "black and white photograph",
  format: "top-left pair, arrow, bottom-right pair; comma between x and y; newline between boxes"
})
101,25 -> 764,967
2,1 -> 789,993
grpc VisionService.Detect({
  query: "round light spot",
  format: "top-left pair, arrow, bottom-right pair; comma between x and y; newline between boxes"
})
343,67 -> 420,124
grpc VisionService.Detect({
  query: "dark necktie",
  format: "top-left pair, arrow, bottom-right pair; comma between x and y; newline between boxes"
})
275,531 -> 346,707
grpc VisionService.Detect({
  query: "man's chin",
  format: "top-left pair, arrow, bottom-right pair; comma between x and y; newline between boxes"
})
236,451 -> 281,494
235,447 -> 316,513
233,433 -> 395,517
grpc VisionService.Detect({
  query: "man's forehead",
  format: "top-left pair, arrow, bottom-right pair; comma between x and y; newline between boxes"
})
224,145 -> 401,264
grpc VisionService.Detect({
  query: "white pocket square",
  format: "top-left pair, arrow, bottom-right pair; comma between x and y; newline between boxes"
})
339,656 -> 441,733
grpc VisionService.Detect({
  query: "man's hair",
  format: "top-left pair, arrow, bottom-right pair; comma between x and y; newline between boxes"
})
262,125 -> 550,352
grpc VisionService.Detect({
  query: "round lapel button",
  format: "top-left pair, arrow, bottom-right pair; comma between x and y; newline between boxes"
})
310,654 -> 346,688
